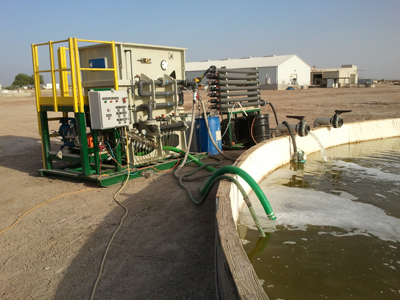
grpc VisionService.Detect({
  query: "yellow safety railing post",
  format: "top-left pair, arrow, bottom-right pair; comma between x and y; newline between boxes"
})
68,38 -> 79,113
31,44 -> 41,113
111,41 -> 119,90
73,38 -> 85,113
32,43 -> 47,168
48,41 -> 58,112
58,47 -> 69,97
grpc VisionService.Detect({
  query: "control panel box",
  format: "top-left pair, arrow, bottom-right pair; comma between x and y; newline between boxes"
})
88,90 -> 130,130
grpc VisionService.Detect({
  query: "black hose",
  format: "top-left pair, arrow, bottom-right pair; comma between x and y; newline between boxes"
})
214,91 -> 260,98
180,173 -> 244,206
212,80 -> 260,86
174,156 -> 223,182
282,121 -> 297,155
268,102 -> 279,126
208,74 -> 259,80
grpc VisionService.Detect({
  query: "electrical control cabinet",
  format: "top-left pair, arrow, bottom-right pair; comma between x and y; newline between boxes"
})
88,90 -> 130,130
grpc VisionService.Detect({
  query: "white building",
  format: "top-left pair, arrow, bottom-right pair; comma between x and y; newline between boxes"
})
42,83 -> 60,90
311,65 -> 358,87
185,55 -> 311,90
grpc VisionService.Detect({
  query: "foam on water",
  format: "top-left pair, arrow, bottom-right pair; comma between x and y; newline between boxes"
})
334,160 -> 400,182
241,185 -> 400,242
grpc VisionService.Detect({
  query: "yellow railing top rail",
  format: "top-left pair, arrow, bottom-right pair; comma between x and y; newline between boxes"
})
32,37 -> 119,113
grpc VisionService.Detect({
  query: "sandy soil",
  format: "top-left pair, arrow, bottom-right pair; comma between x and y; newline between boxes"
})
0,84 -> 399,300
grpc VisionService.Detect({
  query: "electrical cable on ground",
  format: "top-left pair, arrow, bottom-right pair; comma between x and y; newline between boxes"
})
90,127 -> 131,300
0,188 -> 95,235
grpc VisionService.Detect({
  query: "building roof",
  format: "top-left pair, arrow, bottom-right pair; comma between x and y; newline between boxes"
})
186,55 -> 305,71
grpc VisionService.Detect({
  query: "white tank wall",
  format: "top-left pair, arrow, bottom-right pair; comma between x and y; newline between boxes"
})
227,118 -> 400,224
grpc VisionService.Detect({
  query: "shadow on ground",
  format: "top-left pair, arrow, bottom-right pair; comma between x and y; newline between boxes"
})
53,163 -> 222,300
0,135 -> 43,176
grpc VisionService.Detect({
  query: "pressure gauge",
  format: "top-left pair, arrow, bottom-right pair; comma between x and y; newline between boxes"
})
161,60 -> 168,71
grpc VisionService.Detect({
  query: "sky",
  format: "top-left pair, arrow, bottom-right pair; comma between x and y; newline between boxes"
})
1,0 -> 399,86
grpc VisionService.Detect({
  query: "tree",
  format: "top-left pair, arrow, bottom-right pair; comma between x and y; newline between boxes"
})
11,73 -> 44,87
12,73 -> 32,86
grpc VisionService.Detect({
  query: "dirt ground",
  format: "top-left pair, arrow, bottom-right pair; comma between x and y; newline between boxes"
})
0,84 -> 399,300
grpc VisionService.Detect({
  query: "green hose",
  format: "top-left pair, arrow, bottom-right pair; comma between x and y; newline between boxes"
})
163,146 -> 216,172
179,170 -> 266,237
163,146 -> 276,221
201,166 -> 277,220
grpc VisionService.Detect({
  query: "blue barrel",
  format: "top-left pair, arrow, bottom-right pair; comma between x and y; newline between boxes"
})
195,116 -> 222,155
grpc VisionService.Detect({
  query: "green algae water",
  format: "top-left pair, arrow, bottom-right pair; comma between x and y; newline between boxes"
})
238,137 -> 400,300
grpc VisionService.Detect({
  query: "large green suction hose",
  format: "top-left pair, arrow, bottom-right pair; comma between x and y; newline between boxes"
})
201,166 -> 277,221
163,146 -> 277,221
178,165 -> 266,237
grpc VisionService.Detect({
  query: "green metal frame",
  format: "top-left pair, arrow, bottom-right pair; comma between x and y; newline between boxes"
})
38,105 -> 208,186
39,151 -> 208,187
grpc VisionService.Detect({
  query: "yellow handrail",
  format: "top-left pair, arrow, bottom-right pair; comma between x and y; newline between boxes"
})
32,37 -> 119,113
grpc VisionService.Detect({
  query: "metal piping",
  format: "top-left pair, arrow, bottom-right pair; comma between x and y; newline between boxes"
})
210,91 -> 260,97
210,79 -> 260,86
207,74 -> 259,80
209,85 -> 259,92
274,123 -> 297,137
127,131 -> 158,149
217,96 -> 261,103
160,121 -> 186,131
218,100 -> 266,109
135,78 -> 174,97
136,100 -> 155,120
313,117 -> 332,128
216,68 -> 258,74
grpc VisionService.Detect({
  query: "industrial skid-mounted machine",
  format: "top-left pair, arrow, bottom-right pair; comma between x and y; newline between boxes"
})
32,38 -> 272,186
32,38 -> 194,186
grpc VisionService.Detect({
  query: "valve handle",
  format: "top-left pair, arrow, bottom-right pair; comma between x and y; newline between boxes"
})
335,110 -> 352,114
286,115 -> 305,120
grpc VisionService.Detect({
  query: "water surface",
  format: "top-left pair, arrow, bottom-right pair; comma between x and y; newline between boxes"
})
239,137 -> 400,299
